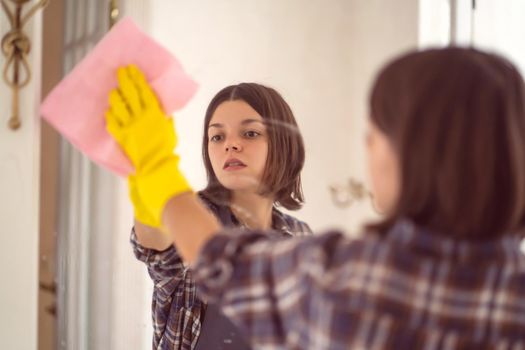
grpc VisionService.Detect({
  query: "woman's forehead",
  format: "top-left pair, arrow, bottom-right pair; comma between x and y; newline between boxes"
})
209,100 -> 264,126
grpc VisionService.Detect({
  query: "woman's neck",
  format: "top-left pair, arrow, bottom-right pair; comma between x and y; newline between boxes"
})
230,191 -> 274,230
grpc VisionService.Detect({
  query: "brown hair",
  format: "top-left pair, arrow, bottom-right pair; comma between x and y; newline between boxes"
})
201,83 -> 305,210
369,47 -> 525,239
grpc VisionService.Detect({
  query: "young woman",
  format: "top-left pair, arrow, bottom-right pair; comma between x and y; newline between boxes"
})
107,47 -> 525,349
120,80 -> 312,349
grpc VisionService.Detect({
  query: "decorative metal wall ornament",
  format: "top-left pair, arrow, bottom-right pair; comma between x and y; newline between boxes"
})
1,0 -> 49,130
108,0 -> 119,28
329,177 -> 379,213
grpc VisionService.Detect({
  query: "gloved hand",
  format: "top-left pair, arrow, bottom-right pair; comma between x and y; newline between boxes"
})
105,64 -> 192,227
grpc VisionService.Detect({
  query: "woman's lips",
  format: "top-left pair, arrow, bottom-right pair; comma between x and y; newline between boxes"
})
223,158 -> 246,170
224,164 -> 246,171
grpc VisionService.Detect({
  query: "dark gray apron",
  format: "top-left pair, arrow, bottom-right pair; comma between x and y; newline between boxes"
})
194,303 -> 252,350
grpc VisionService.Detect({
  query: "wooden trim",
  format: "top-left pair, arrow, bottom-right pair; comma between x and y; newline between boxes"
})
39,0 -> 65,348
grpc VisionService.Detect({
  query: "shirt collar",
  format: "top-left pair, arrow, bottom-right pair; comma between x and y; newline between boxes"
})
225,206 -> 293,237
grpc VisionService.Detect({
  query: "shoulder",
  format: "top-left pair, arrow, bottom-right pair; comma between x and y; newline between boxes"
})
197,191 -> 236,226
272,208 -> 313,237
197,191 -> 220,212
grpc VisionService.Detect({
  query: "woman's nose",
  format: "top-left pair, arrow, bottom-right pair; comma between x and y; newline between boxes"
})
225,139 -> 242,152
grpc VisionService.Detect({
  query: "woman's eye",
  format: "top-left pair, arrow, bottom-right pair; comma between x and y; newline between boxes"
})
244,131 -> 261,138
210,135 -> 223,142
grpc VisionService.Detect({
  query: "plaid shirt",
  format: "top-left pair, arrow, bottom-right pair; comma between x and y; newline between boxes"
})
193,219 -> 525,349
131,192 -> 312,350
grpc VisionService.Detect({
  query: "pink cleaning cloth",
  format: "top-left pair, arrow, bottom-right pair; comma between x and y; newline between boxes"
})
40,17 -> 198,177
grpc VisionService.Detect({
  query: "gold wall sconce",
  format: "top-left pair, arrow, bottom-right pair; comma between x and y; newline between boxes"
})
329,177 -> 379,213
1,0 -> 49,130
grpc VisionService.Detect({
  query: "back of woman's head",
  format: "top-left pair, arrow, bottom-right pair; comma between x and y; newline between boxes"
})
202,82 -> 305,210
370,47 -> 525,239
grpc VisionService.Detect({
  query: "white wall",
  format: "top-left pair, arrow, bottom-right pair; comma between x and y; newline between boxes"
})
0,12 -> 42,350
472,0 -> 525,75
419,0 -> 451,48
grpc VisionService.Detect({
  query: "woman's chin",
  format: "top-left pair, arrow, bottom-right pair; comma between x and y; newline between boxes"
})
224,185 -> 258,193
218,175 -> 260,192
220,181 -> 259,193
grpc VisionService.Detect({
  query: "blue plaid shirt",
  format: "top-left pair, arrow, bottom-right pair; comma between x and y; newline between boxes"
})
131,192 -> 312,349
193,219 -> 525,349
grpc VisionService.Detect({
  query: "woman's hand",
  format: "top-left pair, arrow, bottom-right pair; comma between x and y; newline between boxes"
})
105,64 -> 192,227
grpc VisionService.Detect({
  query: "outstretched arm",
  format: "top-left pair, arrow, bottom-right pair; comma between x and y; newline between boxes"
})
134,220 -> 172,251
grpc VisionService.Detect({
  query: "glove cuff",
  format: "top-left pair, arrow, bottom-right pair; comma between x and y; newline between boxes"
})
135,155 -> 193,225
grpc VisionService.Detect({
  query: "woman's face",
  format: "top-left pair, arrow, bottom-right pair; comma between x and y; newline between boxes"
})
207,100 -> 269,193
366,119 -> 400,214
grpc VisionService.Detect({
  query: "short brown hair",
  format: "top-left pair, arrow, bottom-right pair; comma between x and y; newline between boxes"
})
369,47 -> 525,239
201,83 -> 305,210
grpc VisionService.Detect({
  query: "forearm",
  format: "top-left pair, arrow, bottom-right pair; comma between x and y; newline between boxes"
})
162,192 -> 221,264
134,220 -> 173,251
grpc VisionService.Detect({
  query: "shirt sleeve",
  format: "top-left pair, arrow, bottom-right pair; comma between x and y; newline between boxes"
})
130,227 -> 186,284
192,229 -> 354,347
129,193 -> 220,284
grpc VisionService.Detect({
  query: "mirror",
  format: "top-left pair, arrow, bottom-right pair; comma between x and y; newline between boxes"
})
40,1 -> 436,349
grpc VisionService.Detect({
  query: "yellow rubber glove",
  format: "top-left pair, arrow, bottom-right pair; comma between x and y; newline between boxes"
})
127,175 -> 158,228
105,64 -> 192,227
